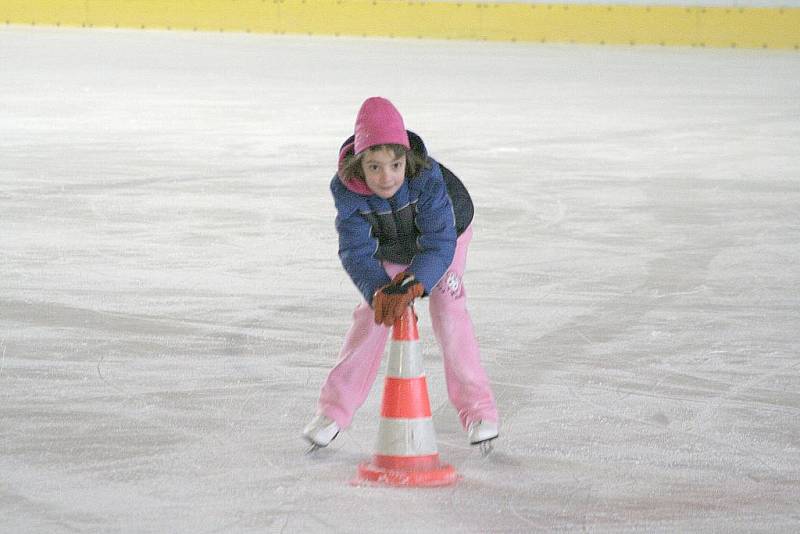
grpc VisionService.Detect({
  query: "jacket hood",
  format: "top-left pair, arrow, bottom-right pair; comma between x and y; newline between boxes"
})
336,130 -> 428,196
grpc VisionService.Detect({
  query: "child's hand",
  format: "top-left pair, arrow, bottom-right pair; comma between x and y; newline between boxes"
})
373,272 -> 424,327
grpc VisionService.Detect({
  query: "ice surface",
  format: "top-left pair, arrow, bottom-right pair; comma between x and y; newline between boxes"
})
1,26 -> 799,533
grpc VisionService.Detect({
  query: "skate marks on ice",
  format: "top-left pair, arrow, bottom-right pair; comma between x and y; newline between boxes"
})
0,338 -> 7,378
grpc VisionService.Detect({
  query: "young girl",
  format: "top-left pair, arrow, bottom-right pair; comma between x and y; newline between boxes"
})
303,97 -> 499,449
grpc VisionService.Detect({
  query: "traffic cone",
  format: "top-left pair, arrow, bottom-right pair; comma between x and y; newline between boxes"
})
356,305 -> 458,487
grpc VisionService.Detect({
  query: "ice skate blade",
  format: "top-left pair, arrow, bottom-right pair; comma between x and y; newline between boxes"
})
474,438 -> 496,457
303,431 -> 339,454
305,442 -> 323,455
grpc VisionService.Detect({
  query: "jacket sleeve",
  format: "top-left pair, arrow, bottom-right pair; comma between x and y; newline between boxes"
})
407,162 -> 457,293
331,177 -> 391,305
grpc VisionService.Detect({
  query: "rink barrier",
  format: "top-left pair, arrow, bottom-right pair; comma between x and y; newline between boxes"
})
2,0 -> 799,50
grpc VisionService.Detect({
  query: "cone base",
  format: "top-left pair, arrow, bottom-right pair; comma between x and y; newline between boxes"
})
355,461 -> 458,487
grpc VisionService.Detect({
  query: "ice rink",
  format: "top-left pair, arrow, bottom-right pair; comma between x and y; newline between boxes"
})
1,26 -> 799,533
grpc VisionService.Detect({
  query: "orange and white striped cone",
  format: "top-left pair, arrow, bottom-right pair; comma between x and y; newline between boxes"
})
356,305 -> 458,487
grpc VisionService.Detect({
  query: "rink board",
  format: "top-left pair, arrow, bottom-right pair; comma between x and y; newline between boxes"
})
2,0 -> 799,49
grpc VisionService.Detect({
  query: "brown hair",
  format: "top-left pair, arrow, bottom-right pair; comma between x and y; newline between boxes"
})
341,143 -> 429,182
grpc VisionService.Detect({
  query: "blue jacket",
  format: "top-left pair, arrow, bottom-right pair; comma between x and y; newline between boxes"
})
331,132 -> 466,304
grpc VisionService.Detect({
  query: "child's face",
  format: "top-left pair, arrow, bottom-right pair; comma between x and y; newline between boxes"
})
361,148 -> 406,199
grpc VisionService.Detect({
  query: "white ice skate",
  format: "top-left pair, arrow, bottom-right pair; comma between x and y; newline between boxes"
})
303,414 -> 340,452
468,420 -> 499,456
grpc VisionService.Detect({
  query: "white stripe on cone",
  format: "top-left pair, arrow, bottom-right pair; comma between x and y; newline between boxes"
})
375,417 -> 439,457
387,339 -> 424,378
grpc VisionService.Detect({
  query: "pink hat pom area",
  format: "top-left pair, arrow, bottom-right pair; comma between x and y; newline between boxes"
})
353,97 -> 411,155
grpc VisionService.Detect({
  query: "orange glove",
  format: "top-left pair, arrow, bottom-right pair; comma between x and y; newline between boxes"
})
373,272 -> 424,327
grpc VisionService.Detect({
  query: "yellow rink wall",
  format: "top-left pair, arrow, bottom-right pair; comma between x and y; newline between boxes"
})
2,0 -> 799,49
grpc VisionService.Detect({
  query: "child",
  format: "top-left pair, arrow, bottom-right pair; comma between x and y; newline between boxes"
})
303,97 -> 499,450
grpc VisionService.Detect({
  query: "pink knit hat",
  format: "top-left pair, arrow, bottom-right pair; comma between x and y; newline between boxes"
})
353,97 -> 411,155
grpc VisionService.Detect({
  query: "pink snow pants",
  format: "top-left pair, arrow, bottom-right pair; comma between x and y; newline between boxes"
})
317,225 -> 499,430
